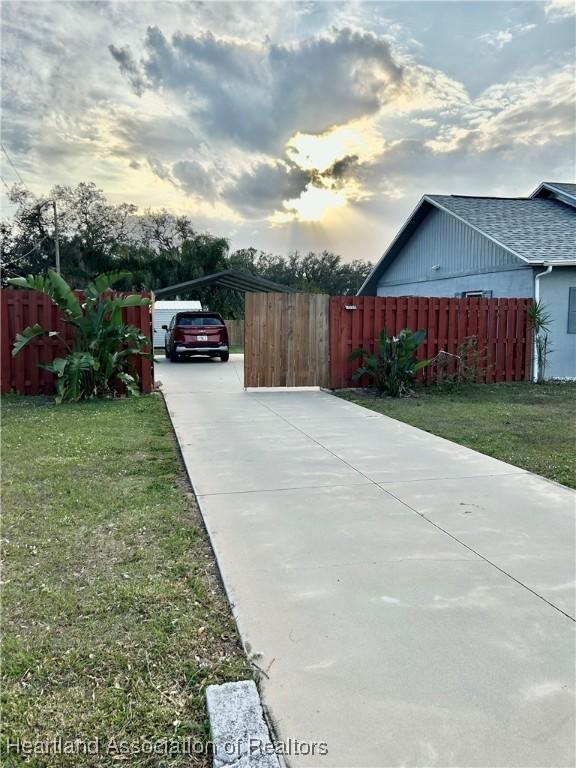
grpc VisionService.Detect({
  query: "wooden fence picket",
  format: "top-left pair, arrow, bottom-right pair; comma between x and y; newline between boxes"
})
0,289 -> 153,395
329,295 -> 532,388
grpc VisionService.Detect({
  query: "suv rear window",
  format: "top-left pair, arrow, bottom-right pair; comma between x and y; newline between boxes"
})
176,315 -> 224,326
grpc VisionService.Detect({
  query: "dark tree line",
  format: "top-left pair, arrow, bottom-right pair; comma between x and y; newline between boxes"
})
1,182 -> 373,317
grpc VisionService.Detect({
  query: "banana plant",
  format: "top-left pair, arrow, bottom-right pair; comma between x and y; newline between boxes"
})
349,328 -> 430,397
8,270 -> 151,402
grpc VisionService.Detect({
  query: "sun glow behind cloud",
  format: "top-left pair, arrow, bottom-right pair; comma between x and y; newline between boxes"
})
270,185 -> 347,223
271,120 -> 384,222
287,120 -> 385,172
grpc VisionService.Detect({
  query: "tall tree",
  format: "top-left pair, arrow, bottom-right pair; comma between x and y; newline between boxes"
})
1,183 -> 137,286
2,182 -> 373,314
228,248 -> 372,296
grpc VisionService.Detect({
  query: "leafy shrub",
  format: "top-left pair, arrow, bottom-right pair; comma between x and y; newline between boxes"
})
430,336 -> 490,390
349,328 -> 429,397
8,270 -> 151,402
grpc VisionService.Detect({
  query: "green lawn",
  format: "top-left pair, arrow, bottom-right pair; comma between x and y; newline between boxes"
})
1,395 -> 249,766
336,382 -> 576,489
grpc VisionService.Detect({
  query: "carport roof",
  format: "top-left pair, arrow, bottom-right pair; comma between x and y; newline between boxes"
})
154,269 -> 299,298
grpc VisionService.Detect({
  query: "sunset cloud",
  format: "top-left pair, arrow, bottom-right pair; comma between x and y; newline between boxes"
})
478,23 -> 536,49
1,1 -> 573,261
112,26 -> 404,154
426,65 -> 575,153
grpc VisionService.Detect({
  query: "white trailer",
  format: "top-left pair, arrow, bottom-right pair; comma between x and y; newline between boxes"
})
153,300 -> 202,348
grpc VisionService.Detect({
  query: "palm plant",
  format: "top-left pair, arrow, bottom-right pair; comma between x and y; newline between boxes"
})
528,300 -> 552,384
8,270 -> 151,402
349,328 -> 430,397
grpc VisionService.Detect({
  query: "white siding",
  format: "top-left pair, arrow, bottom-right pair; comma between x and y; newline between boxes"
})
152,301 -> 202,347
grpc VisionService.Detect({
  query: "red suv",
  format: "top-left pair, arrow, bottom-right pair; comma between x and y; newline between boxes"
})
163,312 -> 229,362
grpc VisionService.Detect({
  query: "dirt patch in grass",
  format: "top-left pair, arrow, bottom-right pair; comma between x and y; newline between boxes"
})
1,394 -> 250,766
336,382 -> 576,489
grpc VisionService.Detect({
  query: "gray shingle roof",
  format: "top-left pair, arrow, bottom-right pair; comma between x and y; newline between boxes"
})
427,194 -> 576,264
540,182 -> 576,199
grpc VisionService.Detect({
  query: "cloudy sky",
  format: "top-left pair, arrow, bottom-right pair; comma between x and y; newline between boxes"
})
1,1 -> 574,261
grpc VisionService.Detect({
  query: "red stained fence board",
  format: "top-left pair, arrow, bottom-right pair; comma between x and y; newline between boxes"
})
1,289 -> 153,395
329,296 -> 532,389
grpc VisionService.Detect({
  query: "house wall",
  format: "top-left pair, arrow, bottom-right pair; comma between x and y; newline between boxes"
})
537,266 -> 576,379
371,204 -> 575,379
377,207 -> 524,290
375,206 -> 533,297
376,268 -> 534,298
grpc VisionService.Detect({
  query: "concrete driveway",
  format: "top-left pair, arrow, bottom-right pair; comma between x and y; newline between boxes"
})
157,355 -> 575,768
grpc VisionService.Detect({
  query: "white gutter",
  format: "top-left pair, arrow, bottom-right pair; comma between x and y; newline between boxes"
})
535,264 -> 554,303
532,265 -> 554,382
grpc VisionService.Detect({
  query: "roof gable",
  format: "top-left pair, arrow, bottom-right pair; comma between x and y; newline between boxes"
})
358,191 -> 576,295
531,181 -> 576,207
427,195 -> 575,264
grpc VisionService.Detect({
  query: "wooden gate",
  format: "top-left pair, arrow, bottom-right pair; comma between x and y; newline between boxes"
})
224,318 -> 245,347
244,292 -> 329,387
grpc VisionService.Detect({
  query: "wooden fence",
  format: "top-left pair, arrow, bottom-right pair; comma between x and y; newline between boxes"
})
244,292 -> 330,387
330,296 -> 533,388
0,289 -> 153,395
225,318 -> 245,347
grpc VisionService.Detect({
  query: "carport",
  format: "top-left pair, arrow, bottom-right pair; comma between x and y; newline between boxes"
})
153,270 -> 298,366
153,269 -> 299,298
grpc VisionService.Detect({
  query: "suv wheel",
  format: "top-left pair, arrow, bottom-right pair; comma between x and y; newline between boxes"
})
220,352 -> 230,362
169,349 -> 180,362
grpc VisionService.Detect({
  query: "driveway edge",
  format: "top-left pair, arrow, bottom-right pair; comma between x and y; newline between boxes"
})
206,680 -> 280,768
158,389 -> 286,766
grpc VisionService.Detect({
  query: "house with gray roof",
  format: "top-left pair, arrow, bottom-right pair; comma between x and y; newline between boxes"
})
358,182 -> 576,379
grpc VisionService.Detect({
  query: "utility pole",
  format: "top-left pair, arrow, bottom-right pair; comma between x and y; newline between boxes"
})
52,199 -> 60,274
38,198 -> 60,273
